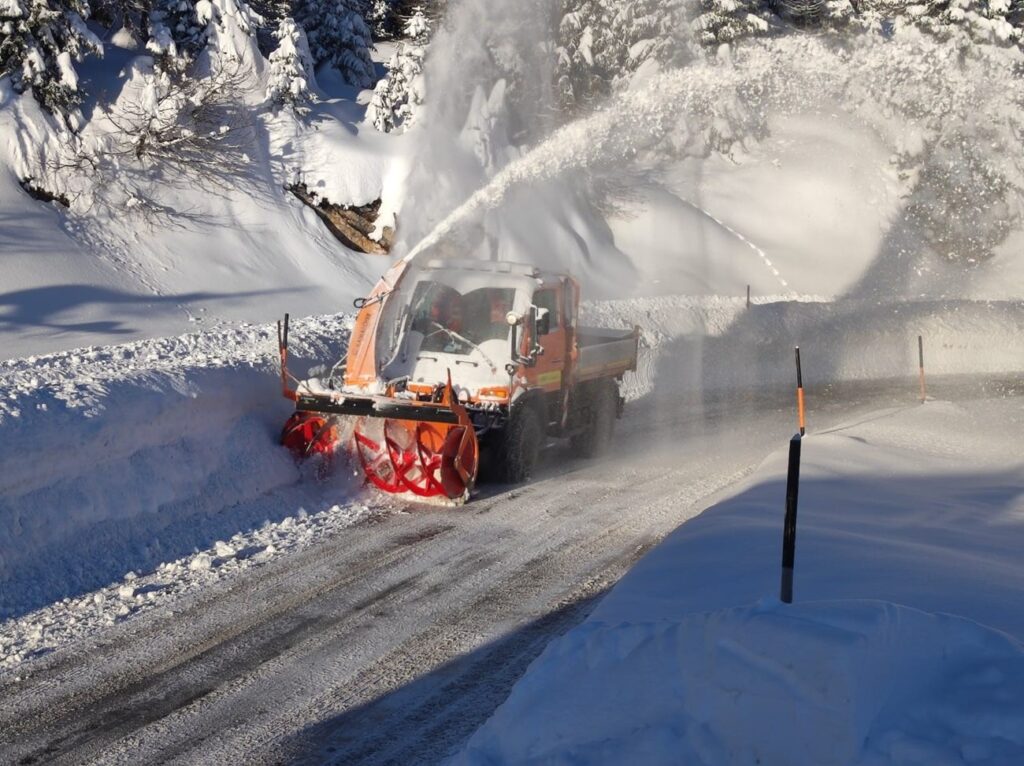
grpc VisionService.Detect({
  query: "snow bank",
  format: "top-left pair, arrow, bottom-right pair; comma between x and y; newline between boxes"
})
455,601 -> 1024,766
0,314 -> 352,618
454,398 -> 1024,765
583,295 -> 1024,400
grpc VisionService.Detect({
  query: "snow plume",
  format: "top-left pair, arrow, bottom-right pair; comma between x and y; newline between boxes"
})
399,8 -> 1024,299
403,60 -> 765,263
393,0 -> 704,292
396,0 -> 560,248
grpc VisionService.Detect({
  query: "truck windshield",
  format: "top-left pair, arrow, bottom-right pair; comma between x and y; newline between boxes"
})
409,281 -> 515,354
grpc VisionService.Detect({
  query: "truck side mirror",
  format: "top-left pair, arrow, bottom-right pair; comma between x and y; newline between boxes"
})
506,307 -> 546,370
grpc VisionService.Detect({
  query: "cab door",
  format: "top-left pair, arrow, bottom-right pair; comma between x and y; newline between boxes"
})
529,282 -> 569,401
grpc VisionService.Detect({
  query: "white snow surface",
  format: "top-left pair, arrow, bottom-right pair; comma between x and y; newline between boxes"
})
581,294 -> 1024,400
454,399 -> 1024,765
3,9 -> 1024,753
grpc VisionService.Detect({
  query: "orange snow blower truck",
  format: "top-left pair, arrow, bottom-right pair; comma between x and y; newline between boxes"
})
278,256 -> 639,501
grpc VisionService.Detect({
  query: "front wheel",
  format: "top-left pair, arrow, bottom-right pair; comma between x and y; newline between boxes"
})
491,405 -> 543,484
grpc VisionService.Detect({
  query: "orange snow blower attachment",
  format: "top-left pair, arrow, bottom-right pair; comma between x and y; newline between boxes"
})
277,312 -> 480,501
351,376 -> 478,499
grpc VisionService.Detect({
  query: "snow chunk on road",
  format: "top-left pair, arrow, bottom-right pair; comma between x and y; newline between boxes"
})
188,553 -> 213,572
213,541 -> 237,559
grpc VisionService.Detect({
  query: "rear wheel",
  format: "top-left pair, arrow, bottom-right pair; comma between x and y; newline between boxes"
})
570,380 -> 618,458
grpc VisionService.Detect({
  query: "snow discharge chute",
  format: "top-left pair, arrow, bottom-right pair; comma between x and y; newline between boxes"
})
277,257 -> 481,501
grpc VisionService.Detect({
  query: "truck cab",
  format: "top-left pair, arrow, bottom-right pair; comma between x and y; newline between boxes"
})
376,258 -> 575,407
371,258 -> 636,480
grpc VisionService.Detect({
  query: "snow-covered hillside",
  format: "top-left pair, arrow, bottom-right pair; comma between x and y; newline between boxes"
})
0,37 -> 391,359
4,0 -> 1024,360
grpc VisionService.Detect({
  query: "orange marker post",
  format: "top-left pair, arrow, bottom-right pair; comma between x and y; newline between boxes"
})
918,335 -> 926,404
278,313 -> 297,401
795,346 -> 806,436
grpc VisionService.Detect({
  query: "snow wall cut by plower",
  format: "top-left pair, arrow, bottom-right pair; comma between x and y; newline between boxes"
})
0,315 -> 351,619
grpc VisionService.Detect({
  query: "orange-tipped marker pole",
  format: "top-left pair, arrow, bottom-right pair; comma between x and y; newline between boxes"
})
278,313 -> 297,401
918,335 -> 926,404
795,346 -> 806,436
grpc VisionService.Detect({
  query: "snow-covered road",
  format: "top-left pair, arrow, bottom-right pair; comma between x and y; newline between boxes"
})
1,374 -> 1017,765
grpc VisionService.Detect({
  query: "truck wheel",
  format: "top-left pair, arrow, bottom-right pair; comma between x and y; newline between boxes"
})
496,405 -> 543,484
571,380 -> 618,458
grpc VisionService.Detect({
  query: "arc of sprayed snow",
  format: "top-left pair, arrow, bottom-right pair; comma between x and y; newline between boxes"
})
401,66 -> 756,266
679,198 -> 794,295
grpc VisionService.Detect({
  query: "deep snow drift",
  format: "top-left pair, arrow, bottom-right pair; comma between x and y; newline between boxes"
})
454,398 -> 1024,765
0,313 -> 359,620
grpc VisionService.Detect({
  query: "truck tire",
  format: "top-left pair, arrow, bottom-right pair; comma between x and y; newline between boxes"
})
493,405 -> 543,484
570,380 -> 618,458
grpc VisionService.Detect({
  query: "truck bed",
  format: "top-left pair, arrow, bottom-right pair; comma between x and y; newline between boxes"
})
576,326 -> 639,382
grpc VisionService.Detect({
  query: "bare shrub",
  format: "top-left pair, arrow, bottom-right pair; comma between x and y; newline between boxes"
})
49,60 -> 256,219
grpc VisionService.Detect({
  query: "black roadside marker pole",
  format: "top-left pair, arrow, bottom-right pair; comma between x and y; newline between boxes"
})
746,284 -> 751,308
780,433 -> 802,604
795,346 -> 806,436
918,335 -> 927,403
277,313 -> 291,399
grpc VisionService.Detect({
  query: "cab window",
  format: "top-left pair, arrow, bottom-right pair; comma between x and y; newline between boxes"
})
534,289 -> 561,334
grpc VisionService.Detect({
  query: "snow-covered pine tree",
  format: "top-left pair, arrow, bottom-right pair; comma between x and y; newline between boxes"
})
833,0 -> 1019,43
367,0 -> 394,37
0,0 -> 104,126
91,0 -> 149,39
936,0 -> 1021,45
555,1 -> 609,110
1011,0 -> 1024,26
367,0 -> 439,39
267,15 -> 314,112
293,0 -> 374,86
692,0 -> 773,47
599,0 -> 673,74
368,5 -> 428,131
147,0 -> 207,70
555,0 -> 688,112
